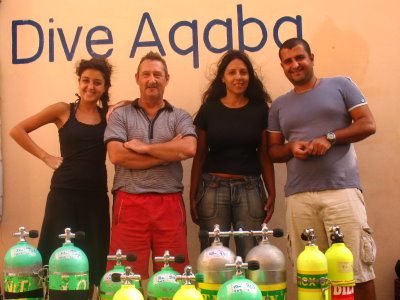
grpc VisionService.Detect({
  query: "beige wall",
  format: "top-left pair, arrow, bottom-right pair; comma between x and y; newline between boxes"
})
1,0 -> 399,299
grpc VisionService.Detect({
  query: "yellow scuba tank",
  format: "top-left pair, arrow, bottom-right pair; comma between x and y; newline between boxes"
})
111,266 -> 143,300
325,226 -> 354,300
172,266 -> 202,300
297,228 -> 329,300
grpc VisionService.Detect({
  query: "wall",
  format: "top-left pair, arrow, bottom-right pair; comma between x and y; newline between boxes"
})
1,0 -> 399,299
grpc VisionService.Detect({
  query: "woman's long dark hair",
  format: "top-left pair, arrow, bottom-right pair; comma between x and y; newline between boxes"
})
202,50 -> 271,106
75,58 -> 113,113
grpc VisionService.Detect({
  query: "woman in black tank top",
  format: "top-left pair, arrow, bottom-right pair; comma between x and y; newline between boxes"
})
10,58 -> 113,297
190,50 -> 276,258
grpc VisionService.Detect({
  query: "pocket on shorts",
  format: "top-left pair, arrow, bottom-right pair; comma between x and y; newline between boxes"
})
196,180 -> 218,219
113,192 -> 125,226
360,226 -> 376,265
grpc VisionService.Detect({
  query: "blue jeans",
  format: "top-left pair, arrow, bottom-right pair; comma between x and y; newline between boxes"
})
196,173 -> 267,258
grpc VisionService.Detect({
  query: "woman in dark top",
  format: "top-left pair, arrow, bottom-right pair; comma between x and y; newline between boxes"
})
10,58 -> 112,293
190,50 -> 276,258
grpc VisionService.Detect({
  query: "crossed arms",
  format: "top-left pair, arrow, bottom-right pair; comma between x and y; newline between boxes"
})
107,135 -> 197,169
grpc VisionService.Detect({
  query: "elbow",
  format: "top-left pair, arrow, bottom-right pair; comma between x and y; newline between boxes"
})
369,123 -> 377,136
182,139 -> 197,159
108,154 -> 119,165
109,154 -> 126,166
267,148 -> 277,162
185,145 -> 197,158
109,155 -> 128,167
9,126 -> 21,141
10,124 -> 30,141
364,121 -> 376,138
107,142 -> 126,165
179,147 -> 196,160
107,150 -> 122,165
9,127 -> 16,139
268,147 -> 287,163
361,115 -> 376,137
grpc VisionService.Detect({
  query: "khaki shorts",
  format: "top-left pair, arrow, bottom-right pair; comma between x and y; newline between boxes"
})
286,188 -> 376,283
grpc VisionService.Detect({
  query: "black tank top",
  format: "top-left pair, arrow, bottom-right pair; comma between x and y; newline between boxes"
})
51,102 -> 107,192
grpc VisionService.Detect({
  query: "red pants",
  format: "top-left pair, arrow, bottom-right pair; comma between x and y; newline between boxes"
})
107,191 -> 189,279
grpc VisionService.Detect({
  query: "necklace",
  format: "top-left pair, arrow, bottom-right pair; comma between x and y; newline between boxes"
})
294,77 -> 318,94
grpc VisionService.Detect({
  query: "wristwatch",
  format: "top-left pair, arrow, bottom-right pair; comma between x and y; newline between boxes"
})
326,132 -> 336,145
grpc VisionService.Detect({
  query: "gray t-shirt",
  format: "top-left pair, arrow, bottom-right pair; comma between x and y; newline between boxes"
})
104,99 -> 196,194
268,76 -> 367,196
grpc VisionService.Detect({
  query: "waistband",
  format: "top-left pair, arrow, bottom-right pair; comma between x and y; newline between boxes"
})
202,173 -> 261,183
116,190 -> 182,198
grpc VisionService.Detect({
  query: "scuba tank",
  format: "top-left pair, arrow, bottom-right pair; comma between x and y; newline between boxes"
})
98,249 -> 138,300
146,250 -> 185,300
325,226 -> 355,299
3,227 -> 44,300
245,224 -> 287,299
217,256 -> 262,300
48,228 -> 89,300
111,266 -> 143,300
297,228 -> 329,300
172,265 -> 203,300
197,224 -> 236,300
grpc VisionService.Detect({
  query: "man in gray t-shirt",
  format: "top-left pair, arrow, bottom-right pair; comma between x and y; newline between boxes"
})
267,38 -> 376,300
104,52 -> 197,279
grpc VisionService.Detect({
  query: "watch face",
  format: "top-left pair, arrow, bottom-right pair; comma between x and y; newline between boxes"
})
327,132 -> 336,142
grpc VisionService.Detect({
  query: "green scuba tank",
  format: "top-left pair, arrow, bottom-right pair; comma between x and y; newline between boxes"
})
172,265 -> 203,300
3,227 -> 44,300
48,228 -> 89,300
217,256 -> 262,300
98,249 -> 139,300
111,266 -> 143,300
146,250 -> 185,300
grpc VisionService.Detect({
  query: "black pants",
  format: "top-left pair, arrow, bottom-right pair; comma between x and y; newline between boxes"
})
38,188 -> 110,285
